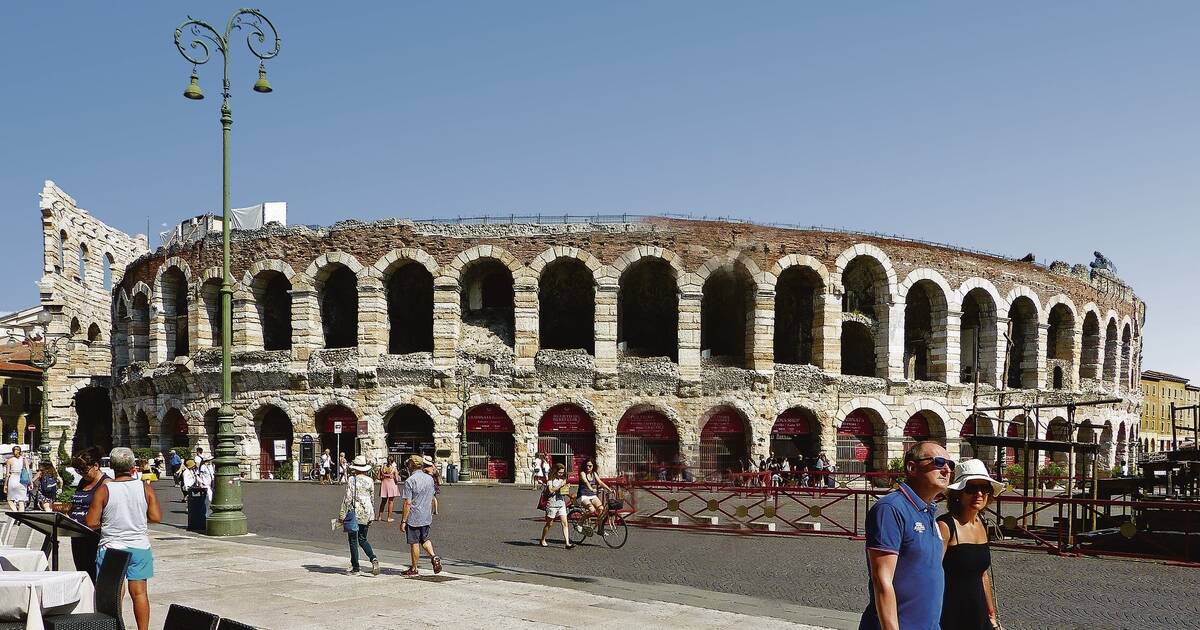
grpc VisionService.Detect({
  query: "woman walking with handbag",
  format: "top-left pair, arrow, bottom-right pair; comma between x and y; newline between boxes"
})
376,455 -> 400,522
6,446 -> 28,512
538,462 -> 572,549
339,456 -> 380,576
937,458 -> 1005,630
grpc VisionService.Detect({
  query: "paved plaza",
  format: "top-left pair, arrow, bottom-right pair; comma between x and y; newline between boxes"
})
147,481 -> 1199,629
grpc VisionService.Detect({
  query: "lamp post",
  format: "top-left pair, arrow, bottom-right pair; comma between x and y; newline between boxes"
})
25,314 -> 72,459
174,10 -> 280,537
456,367 -> 472,482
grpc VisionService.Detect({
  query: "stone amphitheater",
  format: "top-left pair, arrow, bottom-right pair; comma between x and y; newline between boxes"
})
39,182 -> 1146,483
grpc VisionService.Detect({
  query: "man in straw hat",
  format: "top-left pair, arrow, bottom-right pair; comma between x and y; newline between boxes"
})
859,440 -> 952,630
400,455 -> 442,576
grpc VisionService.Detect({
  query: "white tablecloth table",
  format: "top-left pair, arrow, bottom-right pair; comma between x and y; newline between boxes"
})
0,571 -> 95,630
0,550 -> 48,573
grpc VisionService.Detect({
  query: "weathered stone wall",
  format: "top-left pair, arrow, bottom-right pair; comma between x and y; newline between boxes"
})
37,182 -> 147,445
97,215 -> 1145,478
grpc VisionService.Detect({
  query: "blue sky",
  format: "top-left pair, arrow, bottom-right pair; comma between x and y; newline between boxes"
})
1,2 -> 1197,378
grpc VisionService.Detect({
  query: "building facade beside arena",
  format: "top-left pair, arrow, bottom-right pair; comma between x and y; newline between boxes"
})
40,183 -> 1146,482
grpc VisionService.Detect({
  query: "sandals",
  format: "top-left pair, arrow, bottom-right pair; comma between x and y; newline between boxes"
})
432,556 -> 443,574
539,540 -> 548,547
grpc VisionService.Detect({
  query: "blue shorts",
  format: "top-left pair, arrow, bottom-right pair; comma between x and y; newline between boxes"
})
97,546 -> 154,580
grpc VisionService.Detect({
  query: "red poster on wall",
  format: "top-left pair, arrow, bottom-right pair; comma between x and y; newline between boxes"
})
538,404 -> 595,434
321,407 -> 357,433
839,411 -> 874,436
772,409 -> 813,436
961,416 -> 976,437
904,414 -> 931,438
617,411 -> 677,440
853,442 -> 870,461
701,409 -> 744,439
467,405 -> 514,433
487,458 -> 510,479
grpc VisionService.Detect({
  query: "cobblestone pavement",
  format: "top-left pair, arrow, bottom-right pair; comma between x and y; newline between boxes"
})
157,482 -> 1199,629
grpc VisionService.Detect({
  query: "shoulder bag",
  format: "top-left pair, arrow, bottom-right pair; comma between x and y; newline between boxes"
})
18,463 -> 30,486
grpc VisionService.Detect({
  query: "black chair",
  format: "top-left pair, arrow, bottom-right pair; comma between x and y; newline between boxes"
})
164,604 -> 219,630
215,619 -> 257,630
44,548 -> 130,630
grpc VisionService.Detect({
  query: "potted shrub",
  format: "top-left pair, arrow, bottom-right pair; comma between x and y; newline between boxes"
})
1004,464 -> 1025,489
1039,463 -> 1066,489
279,460 -> 294,481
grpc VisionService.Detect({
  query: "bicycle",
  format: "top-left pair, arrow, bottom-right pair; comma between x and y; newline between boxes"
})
566,492 -> 629,549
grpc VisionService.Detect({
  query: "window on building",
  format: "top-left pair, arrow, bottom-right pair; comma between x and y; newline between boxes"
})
57,230 -> 67,272
103,253 -> 114,290
78,243 -> 88,284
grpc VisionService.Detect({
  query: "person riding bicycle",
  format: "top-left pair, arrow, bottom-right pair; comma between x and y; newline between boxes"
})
575,458 -> 611,516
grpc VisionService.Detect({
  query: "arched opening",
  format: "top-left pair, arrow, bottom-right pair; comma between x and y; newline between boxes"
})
78,242 -> 88,284
253,270 -> 292,351
56,230 -> 67,272
161,267 -> 189,359
387,263 -> 434,354
840,256 -> 888,378
617,258 -> 678,360
134,410 -> 151,449
837,409 -> 886,474
70,317 -> 82,338
1004,415 -> 1032,469
537,404 -> 596,481
114,298 -> 130,367
840,321 -> 876,377
1076,421 -> 1098,480
616,408 -> 680,479
116,411 -> 130,447
317,405 -> 358,459
1046,304 -> 1075,360
701,265 -> 755,368
256,406 -> 293,479
903,280 -> 948,382
87,323 -> 101,344
318,264 -> 359,349
466,404 -> 515,481
1045,417 -> 1070,468
1120,324 -> 1132,390
698,406 -> 749,481
72,387 -> 112,453
460,259 -> 515,349
902,410 -> 946,451
959,414 -> 996,465
103,253 -> 115,291
772,407 -> 819,468
959,288 -> 998,384
774,266 -> 822,365
1099,421 -> 1114,469
1102,319 -> 1119,384
200,279 -> 222,349
1052,366 -> 1065,390
1006,297 -> 1038,388
1080,312 -> 1101,380
160,409 -> 190,451
538,259 -> 594,353
1116,422 -> 1127,467
384,404 -> 435,462
131,293 -> 151,362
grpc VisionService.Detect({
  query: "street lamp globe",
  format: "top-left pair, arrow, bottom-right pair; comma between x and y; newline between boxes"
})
183,70 -> 204,100
252,63 -> 273,93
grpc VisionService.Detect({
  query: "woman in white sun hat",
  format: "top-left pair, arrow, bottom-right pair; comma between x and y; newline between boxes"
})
936,458 -> 1005,630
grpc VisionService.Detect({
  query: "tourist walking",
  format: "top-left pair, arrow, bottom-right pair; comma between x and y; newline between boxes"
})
167,449 -> 182,477
377,455 -> 400,522
180,459 -> 209,530
340,456 -> 380,576
938,459 -> 1005,630
85,447 -> 162,630
338,452 -> 349,483
29,461 -> 59,511
5,445 -> 28,511
538,462 -> 572,549
400,455 -> 442,576
859,441 -> 952,630
66,447 -> 108,583
320,449 -> 333,484
531,451 -> 549,485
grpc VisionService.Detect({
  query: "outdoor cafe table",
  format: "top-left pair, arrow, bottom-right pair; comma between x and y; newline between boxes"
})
0,571 -> 94,630
0,550 -> 48,573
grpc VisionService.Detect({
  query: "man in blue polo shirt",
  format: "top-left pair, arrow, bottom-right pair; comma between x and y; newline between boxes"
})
860,441 -> 953,630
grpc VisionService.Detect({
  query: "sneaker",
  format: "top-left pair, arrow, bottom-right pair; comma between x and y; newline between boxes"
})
348,567 -> 360,575
401,568 -> 419,577
371,558 -> 380,576
431,556 -> 443,574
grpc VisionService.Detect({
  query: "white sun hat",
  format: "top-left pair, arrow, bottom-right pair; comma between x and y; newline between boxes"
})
946,458 -> 1005,496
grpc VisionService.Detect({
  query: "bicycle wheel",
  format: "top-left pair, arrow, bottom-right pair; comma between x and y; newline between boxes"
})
600,513 -> 628,549
568,508 -> 590,544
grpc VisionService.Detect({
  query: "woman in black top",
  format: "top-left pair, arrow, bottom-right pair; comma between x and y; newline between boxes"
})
62,447 -> 108,583
937,458 -> 1004,630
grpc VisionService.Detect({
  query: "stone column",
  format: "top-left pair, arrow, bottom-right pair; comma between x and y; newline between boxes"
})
814,291 -> 841,373
357,274 -> 387,358
593,274 -> 619,378
513,273 -> 539,374
231,288 -> 253,351
884,300 -> 905,381
750,287 -> 775,373
149,306 -> 166,364
1034,323 -> 1050,389
942,308 -> 961,385
187,290 -> 202,354
432,277 -> 460,372
289,285 -> 321,360
992,316 -> 1010,388
677,279 -> 703,383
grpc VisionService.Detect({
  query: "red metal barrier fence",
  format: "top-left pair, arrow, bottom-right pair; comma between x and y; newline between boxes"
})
605,475 -> 1200,565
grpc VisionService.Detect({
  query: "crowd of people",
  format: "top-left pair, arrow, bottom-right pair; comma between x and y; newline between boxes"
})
736,451 -> 838,487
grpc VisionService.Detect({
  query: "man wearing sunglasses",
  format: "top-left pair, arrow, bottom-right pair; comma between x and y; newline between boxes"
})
860,441 -> 953,630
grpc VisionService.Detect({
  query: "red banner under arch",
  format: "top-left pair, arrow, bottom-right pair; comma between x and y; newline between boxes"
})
538,404 -> 595,434
701,409 -> 744,440
839,410 -> 874,436
772,408 -> 814,436
617,410 -> 677,440
904,414 -> 931,437
467,405 -> 514,433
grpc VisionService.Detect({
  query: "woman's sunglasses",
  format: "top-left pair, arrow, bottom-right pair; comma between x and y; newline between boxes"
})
963,484 -> 993,495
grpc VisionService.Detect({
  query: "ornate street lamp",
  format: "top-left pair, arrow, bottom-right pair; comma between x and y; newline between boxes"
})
456,366 -> 473,482
174,10 -> 280,537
